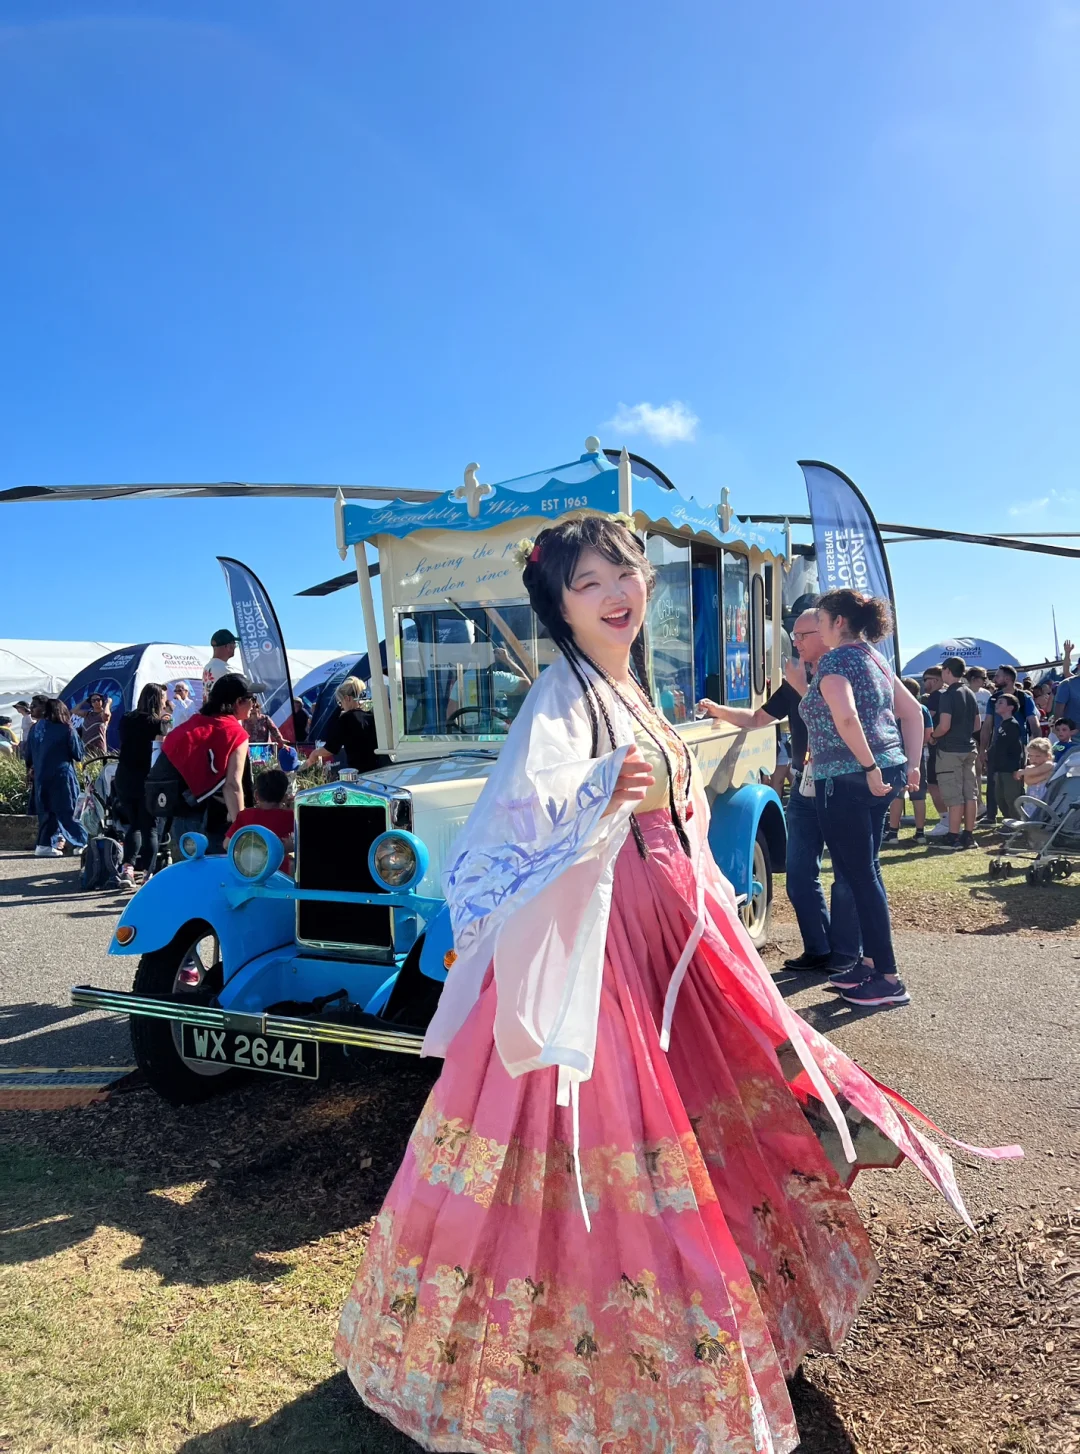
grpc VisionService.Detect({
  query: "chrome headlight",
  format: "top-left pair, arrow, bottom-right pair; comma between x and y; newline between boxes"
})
228,825 -> 283,882
368,830 -> 428,891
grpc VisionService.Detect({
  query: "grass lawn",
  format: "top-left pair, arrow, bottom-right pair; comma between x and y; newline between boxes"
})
0,1071 -> 434,1454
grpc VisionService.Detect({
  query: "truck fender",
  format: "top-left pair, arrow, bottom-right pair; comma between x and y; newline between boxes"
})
108,858 -> 295,978
417,903 -> 455,983
707,782 -> 787,902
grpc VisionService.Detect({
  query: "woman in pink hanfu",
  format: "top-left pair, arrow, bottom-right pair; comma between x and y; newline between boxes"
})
336,516 -> 1020,1453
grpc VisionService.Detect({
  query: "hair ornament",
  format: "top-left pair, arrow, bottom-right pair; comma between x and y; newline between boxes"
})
510,537 -> 537,570
611,511 -> 638,532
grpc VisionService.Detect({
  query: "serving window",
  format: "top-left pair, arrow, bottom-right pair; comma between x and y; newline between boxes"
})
646,534 -> 694,722
394,537 -> 771,738
398,601 -> 547,739
721,551 -> 751,706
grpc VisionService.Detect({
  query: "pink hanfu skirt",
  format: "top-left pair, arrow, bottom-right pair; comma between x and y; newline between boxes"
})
334,811 -> 916,1451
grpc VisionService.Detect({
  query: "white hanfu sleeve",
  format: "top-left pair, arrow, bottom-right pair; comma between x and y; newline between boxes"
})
423,658 -> 634,1084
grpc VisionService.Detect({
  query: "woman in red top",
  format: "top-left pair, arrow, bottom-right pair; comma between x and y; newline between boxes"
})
160,673 -> 254,853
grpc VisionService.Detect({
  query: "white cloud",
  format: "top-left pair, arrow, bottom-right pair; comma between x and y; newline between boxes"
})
1008,489 -> 1078,518
604,400 -> 699,445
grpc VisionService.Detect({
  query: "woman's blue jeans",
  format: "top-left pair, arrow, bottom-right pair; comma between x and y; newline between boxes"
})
815,765 -> 905,976
784,779 -> 862,963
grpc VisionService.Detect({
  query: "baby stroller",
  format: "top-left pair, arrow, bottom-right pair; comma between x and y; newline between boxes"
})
988,756 -> 1080,885
76,757 -> 119,840
76,757 -> 171,890
76,757 -> 125,890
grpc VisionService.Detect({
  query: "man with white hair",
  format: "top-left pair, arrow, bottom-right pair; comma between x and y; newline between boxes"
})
698,607 -> 861,974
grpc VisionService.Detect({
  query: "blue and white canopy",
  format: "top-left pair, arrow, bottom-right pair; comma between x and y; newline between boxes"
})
335,444 -> 788,562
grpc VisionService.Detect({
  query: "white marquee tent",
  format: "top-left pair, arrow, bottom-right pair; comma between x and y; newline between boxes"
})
0,639 -> 348,713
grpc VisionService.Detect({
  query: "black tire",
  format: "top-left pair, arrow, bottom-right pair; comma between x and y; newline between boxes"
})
739,828 -> 773,950
130,923 -> 244,1106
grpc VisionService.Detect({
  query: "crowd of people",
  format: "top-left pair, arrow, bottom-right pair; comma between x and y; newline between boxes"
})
7,627 -> 382,883
700,606 -> 1079,1013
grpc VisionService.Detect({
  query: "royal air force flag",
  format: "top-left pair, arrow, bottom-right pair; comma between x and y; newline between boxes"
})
217,556 -> 296,737
799,460 -> 900,672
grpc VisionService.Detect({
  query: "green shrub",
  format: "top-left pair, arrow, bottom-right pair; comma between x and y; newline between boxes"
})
0,753 -> 30,815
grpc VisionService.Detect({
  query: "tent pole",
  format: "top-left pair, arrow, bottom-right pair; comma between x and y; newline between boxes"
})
354,543 -> 393,755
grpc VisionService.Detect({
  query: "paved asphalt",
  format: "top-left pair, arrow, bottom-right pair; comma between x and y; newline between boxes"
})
1,849 -> 1076,1212
0,849 -> 134,1068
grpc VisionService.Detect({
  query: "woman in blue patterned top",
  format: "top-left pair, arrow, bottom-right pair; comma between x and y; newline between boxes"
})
799,590 -> 925,1008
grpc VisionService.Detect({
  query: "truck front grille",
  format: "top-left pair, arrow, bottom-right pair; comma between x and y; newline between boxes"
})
295,802 -> 393,959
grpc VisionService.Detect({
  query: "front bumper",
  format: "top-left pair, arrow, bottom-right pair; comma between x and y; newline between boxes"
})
70,986 -> 424,1057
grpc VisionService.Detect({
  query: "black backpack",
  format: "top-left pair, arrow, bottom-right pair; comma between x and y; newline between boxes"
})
80,835 -> 123,892
145,750 -> 190,816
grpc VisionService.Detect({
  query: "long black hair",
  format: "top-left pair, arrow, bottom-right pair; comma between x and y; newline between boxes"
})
43,698 -> 72,725
136,682 -> 168,718
521,514 -> 692,858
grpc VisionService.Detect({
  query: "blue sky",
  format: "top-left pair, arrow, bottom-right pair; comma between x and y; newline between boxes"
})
1,1 -> 1077,665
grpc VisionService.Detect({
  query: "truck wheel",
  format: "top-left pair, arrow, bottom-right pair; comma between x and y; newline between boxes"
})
130,925 -> 242,1105
740,828 -> 773,949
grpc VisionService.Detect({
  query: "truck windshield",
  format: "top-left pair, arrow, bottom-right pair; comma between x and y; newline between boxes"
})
398,601 -> 548,738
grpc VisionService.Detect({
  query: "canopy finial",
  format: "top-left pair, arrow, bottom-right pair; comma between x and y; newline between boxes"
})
618,447 -> 632,515
454,462 -> 494,518
719,486 -> 734,534
585,435 -> 601,454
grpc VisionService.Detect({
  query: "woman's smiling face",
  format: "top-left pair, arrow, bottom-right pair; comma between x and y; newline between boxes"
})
560,546 -> 648,660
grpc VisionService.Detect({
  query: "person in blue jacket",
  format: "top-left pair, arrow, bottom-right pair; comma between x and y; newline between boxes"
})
27,698 -> 88,858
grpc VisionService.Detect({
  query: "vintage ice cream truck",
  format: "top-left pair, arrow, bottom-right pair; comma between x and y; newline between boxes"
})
72,440 -> 791,1103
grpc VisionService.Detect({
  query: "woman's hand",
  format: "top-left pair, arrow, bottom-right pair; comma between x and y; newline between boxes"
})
603,744 -> 655,816
906,766 -> 921,792
865,764 -> 893,797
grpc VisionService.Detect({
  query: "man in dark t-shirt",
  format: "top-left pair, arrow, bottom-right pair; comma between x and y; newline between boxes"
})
697,607 -> 860,974
930,656 -> 979,848
920,667 -> 948,833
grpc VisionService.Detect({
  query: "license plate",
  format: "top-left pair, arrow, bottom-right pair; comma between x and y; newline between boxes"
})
180,1023 -> 319,1080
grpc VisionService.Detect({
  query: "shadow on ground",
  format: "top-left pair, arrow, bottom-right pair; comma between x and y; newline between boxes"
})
171,1369 -> 857,1454
0,864 -> 116,905
0,1058 -> 440,1284
173,1373 -> 415,1454
0,1000 -> 133,1068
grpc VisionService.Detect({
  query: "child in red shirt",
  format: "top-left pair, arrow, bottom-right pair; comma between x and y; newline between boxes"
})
225,767 -> 295,873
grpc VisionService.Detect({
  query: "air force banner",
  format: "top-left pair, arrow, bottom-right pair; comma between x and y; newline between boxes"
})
217,556 -> 296,736
798,460 -> 900,672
